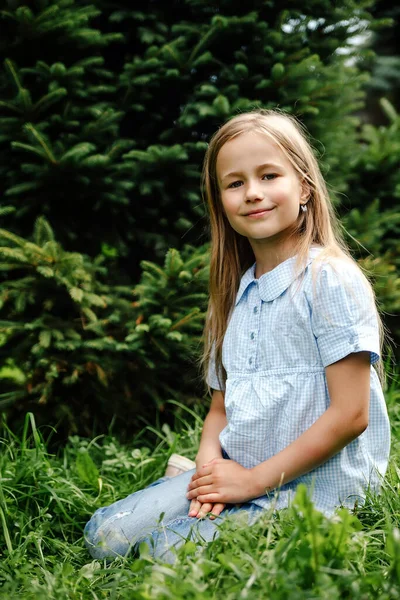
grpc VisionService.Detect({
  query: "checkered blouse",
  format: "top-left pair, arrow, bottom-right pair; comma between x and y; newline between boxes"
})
207,246 -> 390,516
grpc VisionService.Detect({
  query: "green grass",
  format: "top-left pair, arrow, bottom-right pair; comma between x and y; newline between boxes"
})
1,382 -> 400,599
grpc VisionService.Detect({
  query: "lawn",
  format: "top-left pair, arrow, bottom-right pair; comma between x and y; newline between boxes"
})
1,375 -> 400,599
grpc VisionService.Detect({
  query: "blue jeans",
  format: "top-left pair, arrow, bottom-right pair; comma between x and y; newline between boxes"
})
84,469 -> 263,564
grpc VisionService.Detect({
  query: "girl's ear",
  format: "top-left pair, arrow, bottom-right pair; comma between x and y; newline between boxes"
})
300,180 -> 311,201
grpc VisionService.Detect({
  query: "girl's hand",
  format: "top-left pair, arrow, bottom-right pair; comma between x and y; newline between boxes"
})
188,452 -> 226,519
186,459 -> 256,504
188,498 -> 226,520
195,451 -> 222,473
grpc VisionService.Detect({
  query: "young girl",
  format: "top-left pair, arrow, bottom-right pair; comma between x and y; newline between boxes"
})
84,109 -> 390,564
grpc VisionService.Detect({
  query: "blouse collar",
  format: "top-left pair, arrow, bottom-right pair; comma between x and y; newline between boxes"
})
235,246 -> 323,305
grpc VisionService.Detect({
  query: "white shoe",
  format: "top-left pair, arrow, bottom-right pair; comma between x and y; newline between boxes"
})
165,453 -> 196,477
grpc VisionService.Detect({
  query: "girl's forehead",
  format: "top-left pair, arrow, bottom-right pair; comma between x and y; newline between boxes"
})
216,131 -> 289,173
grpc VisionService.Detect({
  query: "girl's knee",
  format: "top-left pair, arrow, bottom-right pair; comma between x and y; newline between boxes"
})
141,515 -> 219,563
139,516 -> 191,563
84,508 -> 133,560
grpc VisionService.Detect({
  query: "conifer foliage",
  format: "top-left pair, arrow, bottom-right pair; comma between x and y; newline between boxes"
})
0,212 -> 209,435
0,0 -> 398,436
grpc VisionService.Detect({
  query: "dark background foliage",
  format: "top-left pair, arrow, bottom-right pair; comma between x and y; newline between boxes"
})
0,0 -> 399,441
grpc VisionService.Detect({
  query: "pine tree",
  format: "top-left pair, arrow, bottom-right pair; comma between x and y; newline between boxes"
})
0,213 -> 209,436
343,99 -> 400,262
1,0 -> 391,266
0,1 -> 132,260
361,1 -> 400,121
0,0 -> 398,436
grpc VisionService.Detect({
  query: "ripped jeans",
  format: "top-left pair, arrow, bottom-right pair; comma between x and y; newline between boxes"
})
84,469 -> 263,564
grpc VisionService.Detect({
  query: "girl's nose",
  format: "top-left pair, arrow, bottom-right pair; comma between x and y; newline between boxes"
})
245,183 -> 264,202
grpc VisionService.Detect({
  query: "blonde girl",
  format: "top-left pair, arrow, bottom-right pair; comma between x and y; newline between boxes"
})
84,109 -> 390,563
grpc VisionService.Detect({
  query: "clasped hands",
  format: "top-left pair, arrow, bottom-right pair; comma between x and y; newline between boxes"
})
186,458 -> 255,520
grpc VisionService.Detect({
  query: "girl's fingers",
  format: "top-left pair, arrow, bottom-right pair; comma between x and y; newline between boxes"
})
187,484 -> 214,500
187,475 -> 213,491
190,500 -> 226,519
191,465 -> 212,481
209,503 -> 226,520
196,502 -> 213,519
197,493 -> 220,504
188,499 -> 201,517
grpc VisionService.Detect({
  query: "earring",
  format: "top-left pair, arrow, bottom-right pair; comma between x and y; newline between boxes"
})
300,204 -> 308,213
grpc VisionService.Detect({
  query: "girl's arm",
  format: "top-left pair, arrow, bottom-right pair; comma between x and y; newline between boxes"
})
188,389 -> 227,519
195,389 -> 227,468
250,351 -> 370,495
187,352 -> 371,504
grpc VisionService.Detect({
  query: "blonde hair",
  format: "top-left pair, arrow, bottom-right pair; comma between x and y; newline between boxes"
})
201,108 -> 388,389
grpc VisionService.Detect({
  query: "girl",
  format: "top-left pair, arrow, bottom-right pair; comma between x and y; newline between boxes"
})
84,109 -> 390,564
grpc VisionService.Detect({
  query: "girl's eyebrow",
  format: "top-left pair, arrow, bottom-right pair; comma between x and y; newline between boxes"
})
220,162 -> 283,182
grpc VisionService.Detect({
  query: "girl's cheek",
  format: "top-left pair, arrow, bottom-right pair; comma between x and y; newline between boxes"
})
222,199 -> 238,215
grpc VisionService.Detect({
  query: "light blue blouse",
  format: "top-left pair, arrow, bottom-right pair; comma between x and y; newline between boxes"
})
207,246 -> 390,516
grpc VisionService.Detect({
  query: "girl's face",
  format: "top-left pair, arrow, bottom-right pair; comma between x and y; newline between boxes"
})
216,131 -> 308,254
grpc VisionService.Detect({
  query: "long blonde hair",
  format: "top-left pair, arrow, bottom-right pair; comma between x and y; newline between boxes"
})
201,108 -> 388,389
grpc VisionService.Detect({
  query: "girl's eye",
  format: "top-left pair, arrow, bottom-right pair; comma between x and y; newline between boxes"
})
228,180 -> 242,188
227,174 -> 277,188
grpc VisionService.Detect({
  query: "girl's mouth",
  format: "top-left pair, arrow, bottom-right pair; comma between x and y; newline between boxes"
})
246,208 -> 274,218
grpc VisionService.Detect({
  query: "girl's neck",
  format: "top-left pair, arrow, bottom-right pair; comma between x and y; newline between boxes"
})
252,237 -> 298,278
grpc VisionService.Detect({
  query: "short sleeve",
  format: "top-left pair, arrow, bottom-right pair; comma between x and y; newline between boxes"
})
206,343 -> 225,391
310,260 -> 380,367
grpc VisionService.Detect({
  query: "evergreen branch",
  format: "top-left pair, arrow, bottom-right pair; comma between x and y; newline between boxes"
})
77,57 -> 104,68
0,248 -> 30,263
82,307 -> 98,323
4,59 -> 23,93
0,11 -> 16,21
34,217 -> 55,246
171,293 -> 207,305
36,18 -> 71,33
11,142 -> 48,161
34,5 -> 60,24
1,276 -> 36,288
0,206 -> 16,217
18,88 -> 32,111
25,242 -> 52,260
0,229 -> 30,248
149,335 -> 169,358
5,182 -> 41,196
187,26 -> 218,67
36,266 -> 54,278
15,6 -> 34,25
139,261 -> 168,280
170,309 -> 201,331
61,142 -> 96,163
0,320 -> 25,329
70,287 -> 84,302
163,43 -> 184,68
0,263 -> 27,271
23,124 -> 57,164
0,101 -> 23,114
380,98 -> 398,124
33,89 -> 68,115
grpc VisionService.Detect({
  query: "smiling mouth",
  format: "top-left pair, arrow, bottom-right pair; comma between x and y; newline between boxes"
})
245,208 -> 274,217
